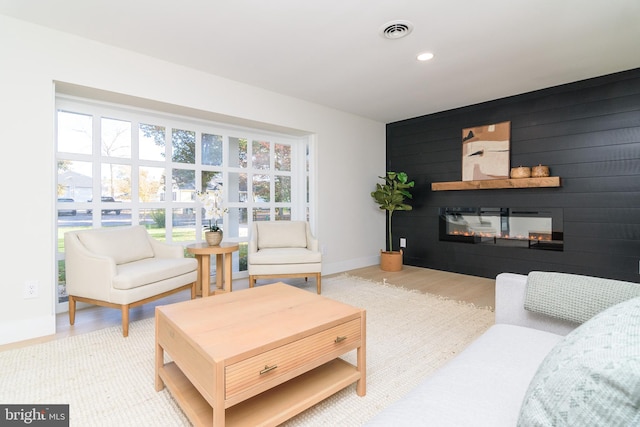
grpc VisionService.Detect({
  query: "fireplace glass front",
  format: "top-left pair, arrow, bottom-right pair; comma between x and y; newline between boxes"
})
439,207 -> 563,251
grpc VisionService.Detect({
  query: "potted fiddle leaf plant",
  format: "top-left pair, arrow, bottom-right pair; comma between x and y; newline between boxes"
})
371,171 -> 414,271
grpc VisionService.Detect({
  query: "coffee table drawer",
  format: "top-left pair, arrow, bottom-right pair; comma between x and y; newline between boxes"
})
225,318 -> 361,399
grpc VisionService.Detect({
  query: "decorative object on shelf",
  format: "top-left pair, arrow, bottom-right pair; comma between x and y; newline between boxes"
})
510,166 -> 531,179
371,171 -> 414,271
204,230 -> 223,246
532,164 -> 550,177
462,121 -> 511,181
197,187 -> 228,246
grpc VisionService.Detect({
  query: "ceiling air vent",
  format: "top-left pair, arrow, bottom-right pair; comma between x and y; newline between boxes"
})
380,20 -> 414,40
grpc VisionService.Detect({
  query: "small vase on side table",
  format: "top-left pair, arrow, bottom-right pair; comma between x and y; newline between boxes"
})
205,230 -> 223,246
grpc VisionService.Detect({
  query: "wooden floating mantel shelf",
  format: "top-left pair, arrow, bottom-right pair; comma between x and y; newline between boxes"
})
431,176 -> 561,191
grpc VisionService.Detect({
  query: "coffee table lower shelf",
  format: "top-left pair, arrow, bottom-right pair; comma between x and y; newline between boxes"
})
159,358 -> 361,427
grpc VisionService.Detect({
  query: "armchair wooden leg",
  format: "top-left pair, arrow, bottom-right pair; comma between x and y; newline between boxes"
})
249,275 -> 255,288
316,273 -> 322,294
190,281 -> 197,299
69,295 -> 76,325
121,305 -> 130,337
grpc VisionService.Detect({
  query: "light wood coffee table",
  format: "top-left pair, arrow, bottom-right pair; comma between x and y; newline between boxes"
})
155,283 -> 366,427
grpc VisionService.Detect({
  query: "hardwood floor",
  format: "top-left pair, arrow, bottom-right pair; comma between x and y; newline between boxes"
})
0,265 -> 494,351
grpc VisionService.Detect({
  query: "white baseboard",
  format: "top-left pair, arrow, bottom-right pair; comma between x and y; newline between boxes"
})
322,255 -> 379,276
0,315 -> 55,346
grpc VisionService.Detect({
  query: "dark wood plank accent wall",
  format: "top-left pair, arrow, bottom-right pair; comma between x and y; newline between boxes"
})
386,68 -> 640,282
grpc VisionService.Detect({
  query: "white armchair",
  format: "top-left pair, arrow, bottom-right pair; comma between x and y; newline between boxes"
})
64,225 -> 197,336
248,221 -> 322,294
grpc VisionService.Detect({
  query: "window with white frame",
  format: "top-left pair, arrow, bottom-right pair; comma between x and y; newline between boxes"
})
55,96 -> 311,307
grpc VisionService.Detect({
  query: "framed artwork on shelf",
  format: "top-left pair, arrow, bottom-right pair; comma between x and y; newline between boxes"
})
461,121 -> 510,181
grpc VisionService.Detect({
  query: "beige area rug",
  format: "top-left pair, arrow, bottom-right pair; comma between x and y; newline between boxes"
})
0,274 -> 494,426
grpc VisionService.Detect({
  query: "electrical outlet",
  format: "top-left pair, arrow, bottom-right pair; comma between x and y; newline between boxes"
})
400,238 -> 406,248
321,245 -> 327,255
24,280 -> 38,299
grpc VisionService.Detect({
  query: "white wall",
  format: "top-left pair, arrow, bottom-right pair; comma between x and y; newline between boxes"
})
0,15 -> 386,345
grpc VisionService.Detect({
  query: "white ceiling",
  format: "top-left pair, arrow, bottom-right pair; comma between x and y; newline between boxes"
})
2,0 -> 640,123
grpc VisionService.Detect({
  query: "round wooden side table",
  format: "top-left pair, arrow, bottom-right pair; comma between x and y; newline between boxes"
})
186,242 -> 239,297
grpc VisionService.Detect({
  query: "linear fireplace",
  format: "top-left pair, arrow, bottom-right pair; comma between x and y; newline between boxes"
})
439,207 -> 563,251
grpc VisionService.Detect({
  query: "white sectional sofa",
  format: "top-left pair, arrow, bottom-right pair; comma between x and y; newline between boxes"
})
366,271 -> 640,426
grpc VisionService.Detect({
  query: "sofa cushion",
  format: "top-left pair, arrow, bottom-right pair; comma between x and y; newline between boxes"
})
256,221 -> 307,249
525,271 -> 640,323
365,324 -> 563,426
77,225 -> 155,265
112,257 -> 197,290
518,296 -> 640,427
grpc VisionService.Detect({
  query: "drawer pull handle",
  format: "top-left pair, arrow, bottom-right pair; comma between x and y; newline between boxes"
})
260,364 -> 278,375
335,336 -> 347,343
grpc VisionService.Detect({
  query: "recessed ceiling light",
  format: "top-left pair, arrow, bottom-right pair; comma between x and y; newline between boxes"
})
417,52 -> 434,61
